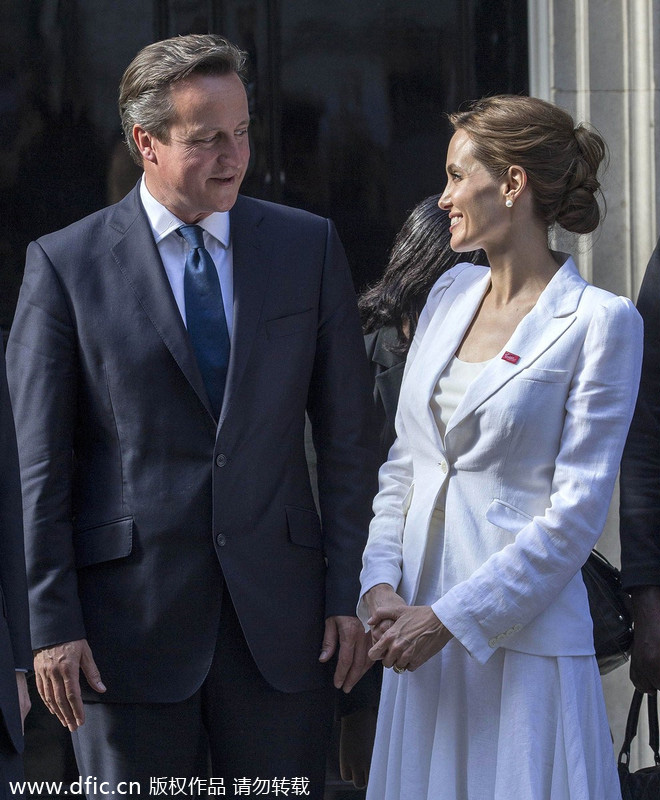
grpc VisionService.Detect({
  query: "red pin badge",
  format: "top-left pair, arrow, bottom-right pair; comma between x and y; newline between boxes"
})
502,351 -> 520,364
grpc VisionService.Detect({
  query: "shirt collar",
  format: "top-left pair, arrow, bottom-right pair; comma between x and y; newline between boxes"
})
139,175 -> 230,248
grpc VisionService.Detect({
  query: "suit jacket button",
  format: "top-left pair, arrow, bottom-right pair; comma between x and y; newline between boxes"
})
216,533 -> 226,547
216,454 -> 227,467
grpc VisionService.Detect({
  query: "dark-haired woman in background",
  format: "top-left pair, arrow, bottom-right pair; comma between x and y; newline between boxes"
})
359,96 -> 643,799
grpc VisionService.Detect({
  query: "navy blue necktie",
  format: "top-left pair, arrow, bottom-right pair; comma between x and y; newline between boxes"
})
178,224 -> 230,418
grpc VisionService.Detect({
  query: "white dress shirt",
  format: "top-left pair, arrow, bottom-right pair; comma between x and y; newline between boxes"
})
139,176 -> 234,336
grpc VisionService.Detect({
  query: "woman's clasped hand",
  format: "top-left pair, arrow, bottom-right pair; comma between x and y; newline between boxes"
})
366,590 -> 453,672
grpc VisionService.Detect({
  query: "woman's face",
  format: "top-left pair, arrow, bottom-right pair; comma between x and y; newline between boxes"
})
439,130 -> 509,254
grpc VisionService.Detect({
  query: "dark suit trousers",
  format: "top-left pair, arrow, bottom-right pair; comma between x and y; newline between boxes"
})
72,587 -> 334,799
0,740 -> 24,800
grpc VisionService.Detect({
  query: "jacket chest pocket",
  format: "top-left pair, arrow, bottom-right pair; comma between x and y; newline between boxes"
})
520,367 -> 570,384
265,308 -> 315,339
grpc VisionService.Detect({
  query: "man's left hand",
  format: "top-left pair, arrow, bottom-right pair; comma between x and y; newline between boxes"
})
319,615 -> 372,692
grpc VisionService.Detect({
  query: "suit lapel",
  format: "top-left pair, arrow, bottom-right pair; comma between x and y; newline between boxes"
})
218,196 -> 269,428
375,363 -> 405,425
109,185 -> 215,420
445,257 -> 587,435
368,327 -> 406,425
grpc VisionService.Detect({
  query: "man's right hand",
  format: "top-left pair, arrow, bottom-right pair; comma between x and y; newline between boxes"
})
34,639 -> 106,731
630,586 -> 660,692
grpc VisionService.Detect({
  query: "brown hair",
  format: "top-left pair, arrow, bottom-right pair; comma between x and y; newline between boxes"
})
119,34 -> 248,165
449,95 -> 607,234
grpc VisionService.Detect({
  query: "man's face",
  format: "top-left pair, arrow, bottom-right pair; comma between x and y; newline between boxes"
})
140,71 -> 250,223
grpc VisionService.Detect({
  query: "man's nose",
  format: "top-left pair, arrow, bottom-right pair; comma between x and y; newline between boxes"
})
216,136 -> 242,163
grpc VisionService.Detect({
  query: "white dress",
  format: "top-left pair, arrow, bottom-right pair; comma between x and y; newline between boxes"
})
366,357 -> 621,800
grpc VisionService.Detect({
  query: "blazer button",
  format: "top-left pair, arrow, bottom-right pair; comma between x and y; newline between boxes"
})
216,454 -> 227,467
216,533 -> 227,547
439,460 -> 448,474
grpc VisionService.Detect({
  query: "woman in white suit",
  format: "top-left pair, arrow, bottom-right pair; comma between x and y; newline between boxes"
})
359,95 -> 643,800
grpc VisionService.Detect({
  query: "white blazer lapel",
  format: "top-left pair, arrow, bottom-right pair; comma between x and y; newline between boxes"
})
446,256 -> 587,435
406,268 -> 491,448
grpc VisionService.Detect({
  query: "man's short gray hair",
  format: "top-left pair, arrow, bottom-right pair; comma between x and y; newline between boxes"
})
119,34 -> 248,165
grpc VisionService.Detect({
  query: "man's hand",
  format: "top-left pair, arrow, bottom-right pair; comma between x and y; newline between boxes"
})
15,672 -> 30,732
368,604 -> 453,672
630,586 -> 660,692
319,616 -> 372,692
34,639 -> 106,731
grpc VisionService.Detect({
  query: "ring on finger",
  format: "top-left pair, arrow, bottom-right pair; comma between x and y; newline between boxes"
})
392,664 -> 406,674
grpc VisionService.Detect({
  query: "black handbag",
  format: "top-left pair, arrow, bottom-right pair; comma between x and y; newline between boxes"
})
581,549 -> 633,675
618,690 -> 660,799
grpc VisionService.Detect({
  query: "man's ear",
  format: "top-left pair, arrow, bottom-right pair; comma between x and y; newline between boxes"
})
133,125 -> 158,164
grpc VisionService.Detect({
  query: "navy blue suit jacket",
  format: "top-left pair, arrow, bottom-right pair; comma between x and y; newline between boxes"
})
7,185 -> 378,701
621,237 -> 660,588
0,345 -> 30,752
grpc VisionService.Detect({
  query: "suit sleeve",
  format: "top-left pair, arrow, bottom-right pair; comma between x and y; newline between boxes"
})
306,220 -> 380,618
6,241 -> 86,650
0,344 -> 31,670
620,238 -> 660,588
435,296 -> 643,663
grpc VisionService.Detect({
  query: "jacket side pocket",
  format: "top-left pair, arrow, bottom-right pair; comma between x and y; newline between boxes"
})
73,517 -> 133,568
286,505 -> 322,550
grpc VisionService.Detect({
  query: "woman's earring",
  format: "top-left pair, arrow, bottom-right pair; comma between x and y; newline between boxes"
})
505,197 -> 514,208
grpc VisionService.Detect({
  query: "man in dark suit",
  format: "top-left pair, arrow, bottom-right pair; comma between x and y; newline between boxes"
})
6,34 -> 377,798
621,236 -> 660,693
0,345 -> 31,798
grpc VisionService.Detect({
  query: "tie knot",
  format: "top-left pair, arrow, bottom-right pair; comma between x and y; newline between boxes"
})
178,224 -> 205,250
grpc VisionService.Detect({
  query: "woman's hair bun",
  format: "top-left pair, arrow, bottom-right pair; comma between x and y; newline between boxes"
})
555,125 -> 607,234
449,96 -> 608,234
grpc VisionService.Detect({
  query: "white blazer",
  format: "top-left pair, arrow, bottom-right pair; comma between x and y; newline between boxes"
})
359,256 -> 643,664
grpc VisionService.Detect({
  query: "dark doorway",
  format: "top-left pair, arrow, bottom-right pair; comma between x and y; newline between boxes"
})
0,0 -> 526,330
